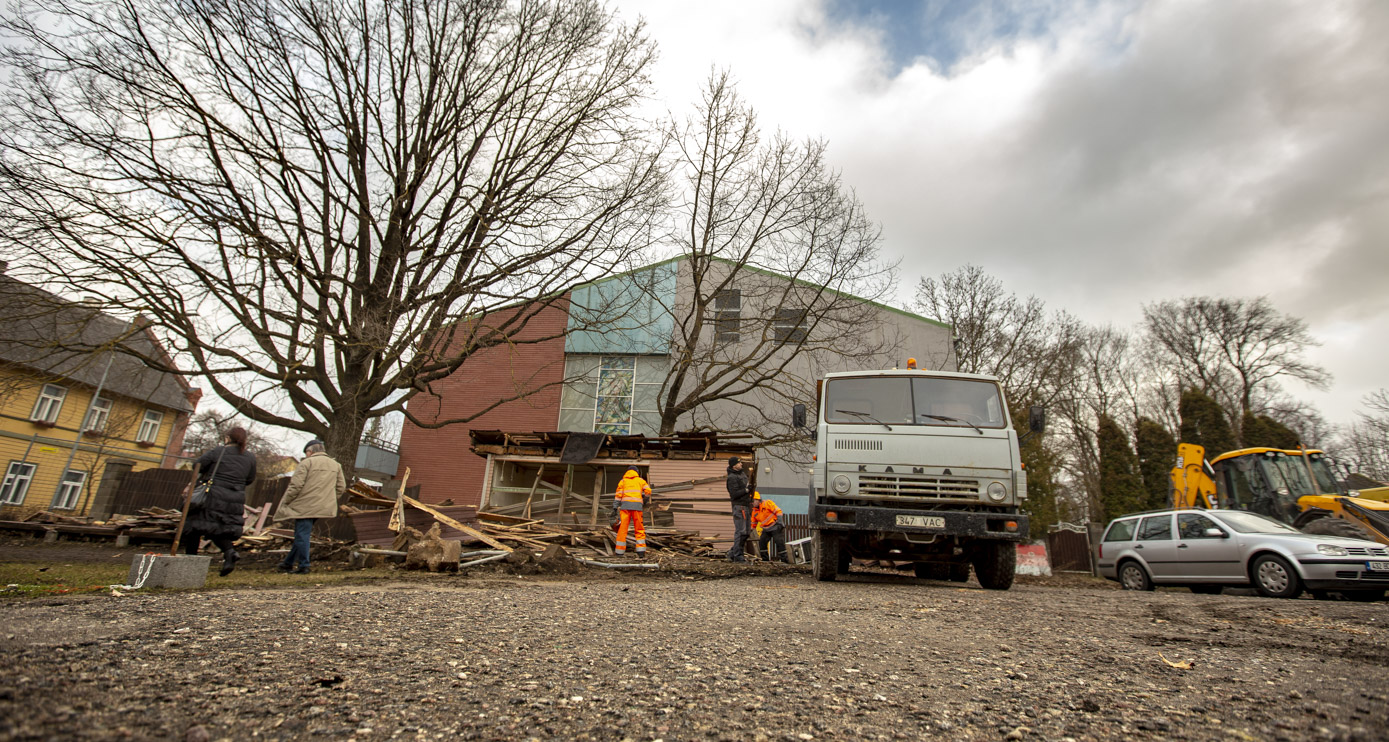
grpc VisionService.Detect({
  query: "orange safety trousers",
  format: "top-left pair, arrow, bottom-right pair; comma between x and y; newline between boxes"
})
615,509 -> 646,554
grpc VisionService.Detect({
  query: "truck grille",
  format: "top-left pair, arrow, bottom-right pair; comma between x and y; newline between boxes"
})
858,474 -> 978,499
833,438 -> 883,451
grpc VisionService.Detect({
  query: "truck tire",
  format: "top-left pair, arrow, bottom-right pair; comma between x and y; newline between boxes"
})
971,542 -> 1016,590
912,562 -> 948,580
813,531 -> 839,582
1300,516 -> 1373,541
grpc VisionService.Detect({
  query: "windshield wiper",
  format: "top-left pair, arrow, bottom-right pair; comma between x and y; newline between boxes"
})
920,414 -> 984,435
834,409 -> 893,431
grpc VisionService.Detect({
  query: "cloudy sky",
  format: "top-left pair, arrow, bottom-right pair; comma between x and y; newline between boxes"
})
610,0 -> 1389,427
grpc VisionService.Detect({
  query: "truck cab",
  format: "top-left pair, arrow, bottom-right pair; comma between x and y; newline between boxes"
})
804,369 -> 1038,589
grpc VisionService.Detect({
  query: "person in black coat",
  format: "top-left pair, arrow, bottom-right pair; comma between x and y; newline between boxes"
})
181,426 -> 258,576
726,456 -> 753,562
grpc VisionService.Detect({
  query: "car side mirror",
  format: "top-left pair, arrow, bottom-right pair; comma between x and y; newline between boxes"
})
1028,406 -> 1046,434
1204,528 -> 1227,538
792,403 -> 807,429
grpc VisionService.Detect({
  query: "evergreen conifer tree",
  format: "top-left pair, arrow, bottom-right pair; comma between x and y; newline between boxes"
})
1179,387 -> 1237,456
1098,414 -> 1146,521
1134,417 -> 1176,510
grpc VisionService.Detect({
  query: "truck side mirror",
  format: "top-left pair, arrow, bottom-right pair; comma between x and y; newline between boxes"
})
792,403 -> 807,429
1028,406 -> 1046,434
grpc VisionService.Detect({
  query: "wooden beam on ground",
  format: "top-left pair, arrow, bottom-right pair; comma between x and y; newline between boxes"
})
402,495 -> 512,551
388,467 -> 411,532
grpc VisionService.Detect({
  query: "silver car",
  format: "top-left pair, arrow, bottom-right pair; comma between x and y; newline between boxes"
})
1096,509 -> 1389,600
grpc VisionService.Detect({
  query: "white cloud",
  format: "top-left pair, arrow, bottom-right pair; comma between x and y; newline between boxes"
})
613,0 -> 1389,424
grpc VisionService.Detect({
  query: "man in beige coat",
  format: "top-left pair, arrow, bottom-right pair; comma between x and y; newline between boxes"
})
275,439 -> 347,574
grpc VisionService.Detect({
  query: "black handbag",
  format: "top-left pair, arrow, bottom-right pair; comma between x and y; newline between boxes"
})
189,447 -> 228,509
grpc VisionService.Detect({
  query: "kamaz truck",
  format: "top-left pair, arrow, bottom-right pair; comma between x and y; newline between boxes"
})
795,369 -> 1043,589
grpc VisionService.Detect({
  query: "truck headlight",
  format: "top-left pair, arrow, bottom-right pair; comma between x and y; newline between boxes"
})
986,482 -> 1007,502
1316,544 -> 1348,556
832,475 -> 851,494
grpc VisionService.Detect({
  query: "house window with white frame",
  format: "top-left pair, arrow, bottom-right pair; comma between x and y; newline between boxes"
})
83,397 -> 113,432
30,384 -> 66,424
136,409 -> 164,444
558,355 -> 667,436
1,462 -> 37,506
772,308 -> 808,344
52,469 -> 87,510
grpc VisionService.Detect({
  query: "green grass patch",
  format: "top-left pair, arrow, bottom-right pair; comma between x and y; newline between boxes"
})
0,560 -> 406,600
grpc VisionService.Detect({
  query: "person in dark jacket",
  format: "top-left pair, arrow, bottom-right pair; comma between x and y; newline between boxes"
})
726,456 -> 752,562
181,426 -> 258,576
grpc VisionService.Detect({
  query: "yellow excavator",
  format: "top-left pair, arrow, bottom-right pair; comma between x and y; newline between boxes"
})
1170,444 -> 1389,545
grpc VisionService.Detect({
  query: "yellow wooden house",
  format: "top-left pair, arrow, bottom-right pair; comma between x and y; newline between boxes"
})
0,271 -> 199,519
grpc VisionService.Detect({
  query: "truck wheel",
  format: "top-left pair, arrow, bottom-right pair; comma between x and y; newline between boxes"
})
1252,554 -> 1304,599
813,531 -> 839,582
971,542 -> 1016,590
1300,516 -> 1373,541
912,562 -> 948,580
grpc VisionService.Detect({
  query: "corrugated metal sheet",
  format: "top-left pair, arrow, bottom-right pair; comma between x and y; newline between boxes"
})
648,459 -> 738,547
565,264 -> 677,354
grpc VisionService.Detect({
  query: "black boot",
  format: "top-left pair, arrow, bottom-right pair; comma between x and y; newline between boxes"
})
219,549 -> 239,577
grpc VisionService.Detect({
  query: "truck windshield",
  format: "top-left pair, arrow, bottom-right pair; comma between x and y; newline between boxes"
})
824,376 -> 1006,429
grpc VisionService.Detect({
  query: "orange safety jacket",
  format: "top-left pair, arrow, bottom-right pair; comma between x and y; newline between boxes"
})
751,499 -> 782,529
614,471 -> 652,511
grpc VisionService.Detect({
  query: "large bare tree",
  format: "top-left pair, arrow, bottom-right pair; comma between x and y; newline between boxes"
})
0,0 -> 664,463
1141,297 -> 1330,422
648,71 -> 897,442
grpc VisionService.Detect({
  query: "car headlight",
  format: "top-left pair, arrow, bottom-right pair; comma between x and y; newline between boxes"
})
1316,544 -> 1349,556
832,475 -> 851,494
986,482 -> 1007,502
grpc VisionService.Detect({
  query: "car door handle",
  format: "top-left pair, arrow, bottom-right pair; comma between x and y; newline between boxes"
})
1177,544 -> 1189,549
1134,545 -> 1143,549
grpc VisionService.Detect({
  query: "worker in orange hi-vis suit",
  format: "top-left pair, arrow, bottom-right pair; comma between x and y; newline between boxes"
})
613,466 -> 652,559
751,492 -> 789,563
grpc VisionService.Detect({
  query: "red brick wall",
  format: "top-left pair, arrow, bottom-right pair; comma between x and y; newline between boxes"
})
397,298 -> 570,507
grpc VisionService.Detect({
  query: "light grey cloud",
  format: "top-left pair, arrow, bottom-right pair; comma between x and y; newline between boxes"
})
614,0 -> 1389,423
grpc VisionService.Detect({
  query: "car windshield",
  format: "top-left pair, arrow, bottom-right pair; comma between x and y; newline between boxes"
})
1209,511 -> 1301,534
824,376 -> 1006,428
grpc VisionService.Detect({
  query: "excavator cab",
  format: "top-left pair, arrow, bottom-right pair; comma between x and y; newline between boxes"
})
1285,449 -> 1348,497
1209,449 -> 1303,524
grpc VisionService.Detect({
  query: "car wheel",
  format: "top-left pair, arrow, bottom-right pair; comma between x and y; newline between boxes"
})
971,542 -> 1016,591
1188,585 -> 1222,595
1251,554 -> 1304,599
1118,560 -> 1153,591
1343,589 -> 1386,602
812,531 -> 838,582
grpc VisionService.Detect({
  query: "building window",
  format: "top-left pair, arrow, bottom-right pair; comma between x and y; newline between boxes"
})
30,384 -> 66,424
137,409 -> 164,444
83,397 -> 113,433
713,289 -> 741,342
52,470 -> 87,511
0,462 -> 37,506
559,355 -> 667,436
772,308 -> 808,343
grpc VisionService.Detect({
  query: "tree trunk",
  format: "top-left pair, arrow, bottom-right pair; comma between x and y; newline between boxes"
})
323,416 -> 368,483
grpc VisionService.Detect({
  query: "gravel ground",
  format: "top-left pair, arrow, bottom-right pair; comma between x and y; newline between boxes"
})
1,563 -> 1387,742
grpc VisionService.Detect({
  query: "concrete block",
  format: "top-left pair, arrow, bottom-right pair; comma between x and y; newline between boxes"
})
43,530 -> 58,543
126,554 -> 211,589
114,534 -> 130,547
